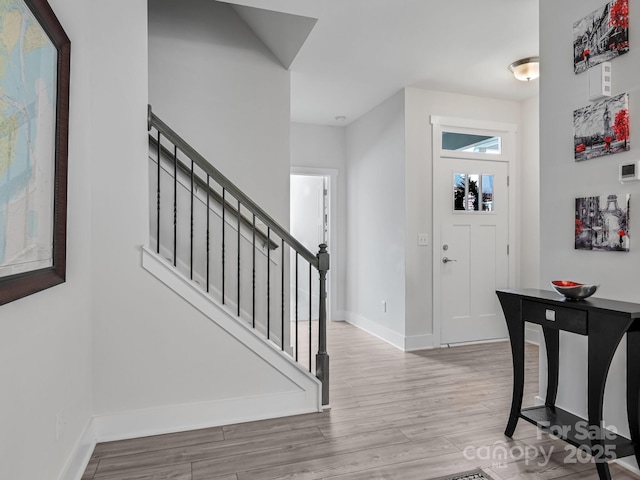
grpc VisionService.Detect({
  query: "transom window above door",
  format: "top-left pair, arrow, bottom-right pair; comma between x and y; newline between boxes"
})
454,173 -> 494,212
443,131 -> 501,154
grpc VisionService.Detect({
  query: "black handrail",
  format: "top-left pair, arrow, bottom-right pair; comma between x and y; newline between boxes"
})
148,107 -> 317,267
149,135 -> 279,251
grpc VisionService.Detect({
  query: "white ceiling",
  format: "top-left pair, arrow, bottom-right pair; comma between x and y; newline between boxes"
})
224,0 -> 539,126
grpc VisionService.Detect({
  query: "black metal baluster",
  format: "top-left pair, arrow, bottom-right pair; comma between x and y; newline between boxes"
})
206,175 -> 210,293
295,253 -> 299,362
190,159 -> 194,280
309,263 -> 312,373
156,131 -> 161,254
237,199 -> 241,317
173,145 -> 177,267
252,214 -> 256,329
267,227 -> 271,340
281,238 -> 285,351
222,188 -> 226,305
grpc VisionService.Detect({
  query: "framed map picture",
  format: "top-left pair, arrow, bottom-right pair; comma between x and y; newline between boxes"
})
0,0 -> 70,306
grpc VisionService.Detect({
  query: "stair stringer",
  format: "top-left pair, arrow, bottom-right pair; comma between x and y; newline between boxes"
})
141,246 -> 322,413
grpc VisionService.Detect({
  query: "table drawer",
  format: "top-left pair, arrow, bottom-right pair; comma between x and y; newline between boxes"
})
522,300 -> 587,334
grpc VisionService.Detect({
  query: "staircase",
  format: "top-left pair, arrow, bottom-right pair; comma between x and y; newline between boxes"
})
145,105 -> 329,406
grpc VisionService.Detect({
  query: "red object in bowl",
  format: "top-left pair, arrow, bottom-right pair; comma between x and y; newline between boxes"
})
550,280 -> 598,300
552,280 -> 582,287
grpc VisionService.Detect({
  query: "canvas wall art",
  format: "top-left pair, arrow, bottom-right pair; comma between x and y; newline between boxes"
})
575,194 -> 630,251
573,0 -> 629,74
574,92 -> 629,161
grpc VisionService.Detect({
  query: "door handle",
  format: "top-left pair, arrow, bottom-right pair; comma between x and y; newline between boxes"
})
442,256 -> 457,264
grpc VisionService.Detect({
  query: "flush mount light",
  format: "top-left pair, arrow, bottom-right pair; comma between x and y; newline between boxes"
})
509,56 -> 540,81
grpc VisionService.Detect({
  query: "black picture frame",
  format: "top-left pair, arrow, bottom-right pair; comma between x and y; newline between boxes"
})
0,0 -> 70,306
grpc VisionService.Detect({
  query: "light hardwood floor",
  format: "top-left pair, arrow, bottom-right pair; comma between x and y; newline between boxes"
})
81,321 -> 640,480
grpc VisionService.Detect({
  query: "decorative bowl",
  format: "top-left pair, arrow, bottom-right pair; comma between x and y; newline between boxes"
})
550,280 -> 598,300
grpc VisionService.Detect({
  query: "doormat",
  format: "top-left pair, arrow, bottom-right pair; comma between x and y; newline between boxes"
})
427,469 -> 496,480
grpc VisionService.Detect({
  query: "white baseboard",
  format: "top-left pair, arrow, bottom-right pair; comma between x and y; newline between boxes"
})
404,333 -> 434,351
344,311 -> 433,351
333,310 -> 347,322
59,419 -> 96,480
442,337 -> 508,348
91,390 -> 317,443
345,311 -> 405,350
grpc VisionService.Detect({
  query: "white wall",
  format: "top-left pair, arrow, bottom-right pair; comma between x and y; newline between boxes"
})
0,0 -> 93,478
148,0 -> 291,226
290,123 -> 347,318
540,0 -> 640,471
519,95 -> 541,289
404,87 -> 522,347
344,91 -> 407,347
520,95 -> 541,344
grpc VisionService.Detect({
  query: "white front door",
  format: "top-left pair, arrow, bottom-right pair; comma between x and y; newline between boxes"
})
439,159 -> 509,344
432,117 -> 516,346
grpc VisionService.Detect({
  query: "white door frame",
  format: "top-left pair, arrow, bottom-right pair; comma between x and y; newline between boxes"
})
290,166 -> 339,323
431,115 -> 518,347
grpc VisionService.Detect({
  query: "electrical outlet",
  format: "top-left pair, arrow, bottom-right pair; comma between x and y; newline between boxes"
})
418,234 -> 429,246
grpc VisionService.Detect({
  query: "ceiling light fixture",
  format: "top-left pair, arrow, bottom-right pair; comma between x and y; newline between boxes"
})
509,56 -> 540,81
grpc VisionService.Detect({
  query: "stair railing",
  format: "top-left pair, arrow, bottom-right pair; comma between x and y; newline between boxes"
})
147,105 -> 329,405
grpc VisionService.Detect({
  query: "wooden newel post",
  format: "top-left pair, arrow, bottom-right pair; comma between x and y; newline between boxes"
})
316,243 -> 330,406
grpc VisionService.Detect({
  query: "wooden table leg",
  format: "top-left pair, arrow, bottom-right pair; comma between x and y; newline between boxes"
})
498,293 -> 524,438
542,327 -> 559,407
593,462 -> 612,480
588,313 -> 629,480
627,328 -> 640,468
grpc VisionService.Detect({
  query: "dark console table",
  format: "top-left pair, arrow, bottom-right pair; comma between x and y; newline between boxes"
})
497,288 -> 640,479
